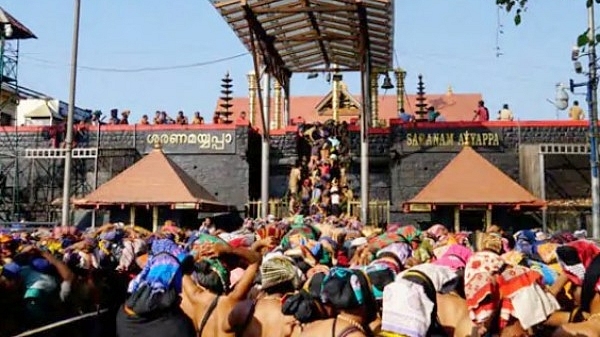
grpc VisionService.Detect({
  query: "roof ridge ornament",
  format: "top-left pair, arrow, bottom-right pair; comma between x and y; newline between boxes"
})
153,141 -> 163,150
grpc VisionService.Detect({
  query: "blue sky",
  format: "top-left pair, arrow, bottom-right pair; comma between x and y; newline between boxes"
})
2,0 -> 591,121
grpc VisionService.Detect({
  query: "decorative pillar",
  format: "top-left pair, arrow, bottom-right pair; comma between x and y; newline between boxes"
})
129,206 -> 136,226
152,206 -> 158,232
370,73 -> 379,126
485,208 -> 493,231
454,207 -> 460,233
283,84 -> 290,127
273,79 -> 282,129
332,77 -> 340,122
395,68 -> 406,112
247,71 -> 257,126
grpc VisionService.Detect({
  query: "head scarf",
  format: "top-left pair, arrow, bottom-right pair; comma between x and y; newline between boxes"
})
260,257 -> 300,290
434,244 -> 473,271
127,238 -> 186,295
320,267 -> 372,310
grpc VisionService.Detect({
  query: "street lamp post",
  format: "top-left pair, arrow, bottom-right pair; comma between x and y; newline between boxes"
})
572,2 -> 600,239
587,3 -> 600,239
60,0 -> 81,227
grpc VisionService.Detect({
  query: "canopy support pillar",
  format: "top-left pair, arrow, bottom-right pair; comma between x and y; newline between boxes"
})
152,206 -> 158,232
539,152 -> 547,232
453,207 -> 460,233
485,208 -> 492,231
130,206 -> 136,226
358,3 -> 371,223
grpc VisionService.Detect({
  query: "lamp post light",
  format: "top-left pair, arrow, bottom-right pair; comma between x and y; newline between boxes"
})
60,0 -> 81,227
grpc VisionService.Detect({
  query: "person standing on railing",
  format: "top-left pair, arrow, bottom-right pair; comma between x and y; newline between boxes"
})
473,100 -> 490,122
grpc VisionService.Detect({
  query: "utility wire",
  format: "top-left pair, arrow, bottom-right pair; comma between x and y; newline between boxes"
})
20,52 -> 249,73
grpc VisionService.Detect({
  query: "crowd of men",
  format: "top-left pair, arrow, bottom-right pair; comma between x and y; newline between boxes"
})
1,216 -> 600,337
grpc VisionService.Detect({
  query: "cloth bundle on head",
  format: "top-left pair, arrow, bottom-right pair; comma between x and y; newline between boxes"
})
192,233 -> 228,246
256,225 -> 285,241
52,226 -> 79,239
556,240 -> 600,287
367,232 -> 410,253
281,225 -> 320,250
221,233 -> 255,249
464,251 -> 506,325
514,230 -> 538,257
193,257 -> 230,294
426,224 -> 448,241
306,264 -> 330,279
0,261 -> 20,279
396,225 -> 422,243
551,231 -> 576,244
260,256 -> 300,290
128,238 -> 186,295
495,266 -> 560,330
536,242 -> 559,264
362,263 -> 395,301
433,244 -> 473,271
574,230 -> 588,239
376,242 -> 412,269
320,267 -> 372,311
285,245 -> 318,269
481,233 -> 503,254
160,221 -> 183,243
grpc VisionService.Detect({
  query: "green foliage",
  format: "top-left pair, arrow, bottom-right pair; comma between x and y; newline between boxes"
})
496,0 -> 600,49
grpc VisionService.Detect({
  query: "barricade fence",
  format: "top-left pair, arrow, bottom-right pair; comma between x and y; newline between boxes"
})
246,199 -> 390,227
12,308 -> 109,337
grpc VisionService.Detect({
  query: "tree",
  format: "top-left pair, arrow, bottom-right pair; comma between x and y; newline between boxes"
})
496,0 -> 600,48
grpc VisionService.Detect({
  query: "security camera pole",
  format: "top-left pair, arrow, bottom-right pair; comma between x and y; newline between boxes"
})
588,2 -> 600,239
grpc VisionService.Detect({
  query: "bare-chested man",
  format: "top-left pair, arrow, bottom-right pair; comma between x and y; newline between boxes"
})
288,161 -> 302,197
181,243 -> 262,337
242,257 -> 300,337
299,268 -> 377,337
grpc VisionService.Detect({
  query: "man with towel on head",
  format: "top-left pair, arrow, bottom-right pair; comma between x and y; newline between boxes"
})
239,256 -> 302,337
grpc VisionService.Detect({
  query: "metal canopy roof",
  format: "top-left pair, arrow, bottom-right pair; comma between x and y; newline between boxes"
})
211,0 -> 394,76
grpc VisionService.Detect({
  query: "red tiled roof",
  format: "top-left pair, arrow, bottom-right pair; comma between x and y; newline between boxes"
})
404,146 -> 545,208
217,90 -> 483,132
74,147 -> 230,210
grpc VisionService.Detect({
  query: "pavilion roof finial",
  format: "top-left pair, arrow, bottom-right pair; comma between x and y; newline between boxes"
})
463,131 -> 470,147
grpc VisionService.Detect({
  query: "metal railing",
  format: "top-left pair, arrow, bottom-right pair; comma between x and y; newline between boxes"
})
12,308 -> 108,337
0,221 -> 58,232
245,199 -> 390,227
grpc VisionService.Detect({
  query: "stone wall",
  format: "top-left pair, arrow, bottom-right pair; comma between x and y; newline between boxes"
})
0,120 -> 592,224
268,121 -> 591,224
0,124 -> 258,222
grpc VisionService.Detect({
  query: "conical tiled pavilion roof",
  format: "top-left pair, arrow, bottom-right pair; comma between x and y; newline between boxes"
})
74,147 -> 231,211
405,146 -> 545,209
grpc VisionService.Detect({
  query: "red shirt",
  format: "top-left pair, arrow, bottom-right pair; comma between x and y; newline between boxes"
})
476,107 -> 489,121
